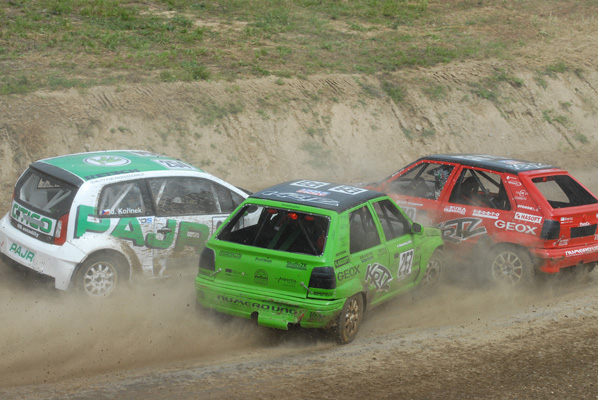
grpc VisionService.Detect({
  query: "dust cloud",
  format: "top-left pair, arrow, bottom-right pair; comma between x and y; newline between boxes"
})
0,168 -> 596,390
0,271 -> 270,387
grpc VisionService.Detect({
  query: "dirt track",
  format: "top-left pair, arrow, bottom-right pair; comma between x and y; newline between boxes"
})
2,170 -> 598,399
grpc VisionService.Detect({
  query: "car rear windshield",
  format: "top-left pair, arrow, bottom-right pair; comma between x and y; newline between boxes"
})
217,205 -> 330,256
15,168 -> 77,219
531,175 -> 598,208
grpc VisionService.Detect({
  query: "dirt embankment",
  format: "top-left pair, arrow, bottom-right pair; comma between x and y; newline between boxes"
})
1,58 -> 598,205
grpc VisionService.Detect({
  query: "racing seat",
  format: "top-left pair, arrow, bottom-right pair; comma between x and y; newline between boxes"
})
458,177 -> 480,205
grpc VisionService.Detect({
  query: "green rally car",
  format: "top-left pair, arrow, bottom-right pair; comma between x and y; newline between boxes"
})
195,180 -> 444,343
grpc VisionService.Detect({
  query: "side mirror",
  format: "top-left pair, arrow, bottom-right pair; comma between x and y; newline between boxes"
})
411,222 -> 422,234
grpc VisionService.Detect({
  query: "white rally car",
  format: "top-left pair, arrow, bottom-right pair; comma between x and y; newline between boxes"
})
0,150 -> 248,297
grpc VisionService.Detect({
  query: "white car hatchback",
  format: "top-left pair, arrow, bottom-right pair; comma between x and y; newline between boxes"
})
0,150 -> 248,297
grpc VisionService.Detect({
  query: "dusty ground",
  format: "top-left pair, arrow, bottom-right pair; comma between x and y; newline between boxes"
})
0,170 -> 597,400
1,2 -> 598,398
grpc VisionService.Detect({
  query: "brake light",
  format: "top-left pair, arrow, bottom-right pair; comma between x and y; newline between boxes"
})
54,213 -> 69,246
540,219 -> 560,240
308,266 -> 336,289
199,247 -> 216,271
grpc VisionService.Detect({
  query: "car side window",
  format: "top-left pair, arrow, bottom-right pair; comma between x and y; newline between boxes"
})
213,184 -> 245,213
389,162 -> 454,200
372,199 -> 409,241
349,205 -> 381,254
148,177 -> 221,216
448,168 -> 511,211
98,180 -> 151,217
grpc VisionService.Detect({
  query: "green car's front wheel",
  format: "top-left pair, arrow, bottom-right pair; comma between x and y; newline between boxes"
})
336,294 -> 364,344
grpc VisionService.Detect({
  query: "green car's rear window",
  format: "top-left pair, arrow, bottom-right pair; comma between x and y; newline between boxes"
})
217,205 -> 330,256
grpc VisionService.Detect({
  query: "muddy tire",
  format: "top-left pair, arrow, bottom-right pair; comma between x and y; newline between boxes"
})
336,294 -> 364,344
486,245 -> 533,287
420,249 -> 443,293
75,253 -> 128,297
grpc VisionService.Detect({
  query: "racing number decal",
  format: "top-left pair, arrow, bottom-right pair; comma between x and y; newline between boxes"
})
397,249 -> 414,281
402,207 -> 416,220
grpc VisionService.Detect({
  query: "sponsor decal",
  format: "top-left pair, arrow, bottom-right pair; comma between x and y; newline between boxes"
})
152,159 -> 195,170
220,250 -> 242,259
225,268 -> 246,277
514,212 -> 543,224
438,218 -> 487,243
84,155 -> 131,167
402,207 -> 416,220
473,209 -> 500,220
216,296 -> 299,315
297,188 -> 329,197
397,249 -> 414,281
334,256 -> 350,268
9,243 -> 35,262
308,311 -> 326,321
395,200 -> 424,207
365,263 -> 393,291
565,245 -> 598,257
579,222 -> 592,227
558,239 -> 569,247
359,251 -> 374,263
84,168 -> 141,181
254,269 -> 268,285
11,202 -> 55,236
444,205 -> 466,215
494,220 -> 537,235
337,265 -> 360,282
514,189 -> 528,200
290,180 -> 329,189
329,185 -> 368,196
139,217 -> 153,224
507,180 -> 522,187
517,204 -> 537,211
255,257 -> 272,263
396,240 -> 412,248
277,277 -> 296,287
561,217 -> 574,223
76,204 -> 209,250
286,261 -> 307,270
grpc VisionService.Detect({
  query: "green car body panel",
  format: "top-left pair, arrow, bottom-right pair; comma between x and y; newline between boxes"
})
195,180 -> 443,341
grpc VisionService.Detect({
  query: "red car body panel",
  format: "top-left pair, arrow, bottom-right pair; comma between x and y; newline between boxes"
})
368,154 -> 598,275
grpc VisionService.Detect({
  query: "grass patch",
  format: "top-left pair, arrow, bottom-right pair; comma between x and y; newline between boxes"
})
3,0 -> 585,93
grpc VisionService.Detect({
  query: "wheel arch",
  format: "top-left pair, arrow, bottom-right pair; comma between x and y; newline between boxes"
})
72,248 -> 136,286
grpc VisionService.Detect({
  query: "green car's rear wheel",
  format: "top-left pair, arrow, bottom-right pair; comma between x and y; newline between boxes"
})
336,294 -> 364,344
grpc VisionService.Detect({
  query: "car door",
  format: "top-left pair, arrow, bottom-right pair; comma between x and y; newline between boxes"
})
147,176 -> 245,276
347,204 -> 391,308
371,199 -> 420,295
383,160 -> 457,226
94,179 -> 156,274
440,167 -> 514,255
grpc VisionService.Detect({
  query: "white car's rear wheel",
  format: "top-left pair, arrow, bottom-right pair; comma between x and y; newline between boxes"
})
76,254 -> 127,297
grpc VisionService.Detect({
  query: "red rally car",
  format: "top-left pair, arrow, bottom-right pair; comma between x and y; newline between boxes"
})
367,154 -> 598,286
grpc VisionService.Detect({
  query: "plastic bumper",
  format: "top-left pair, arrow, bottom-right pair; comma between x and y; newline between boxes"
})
0,215 -> 85,290
195,276 -> 345,330
533,243 -> 598,273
